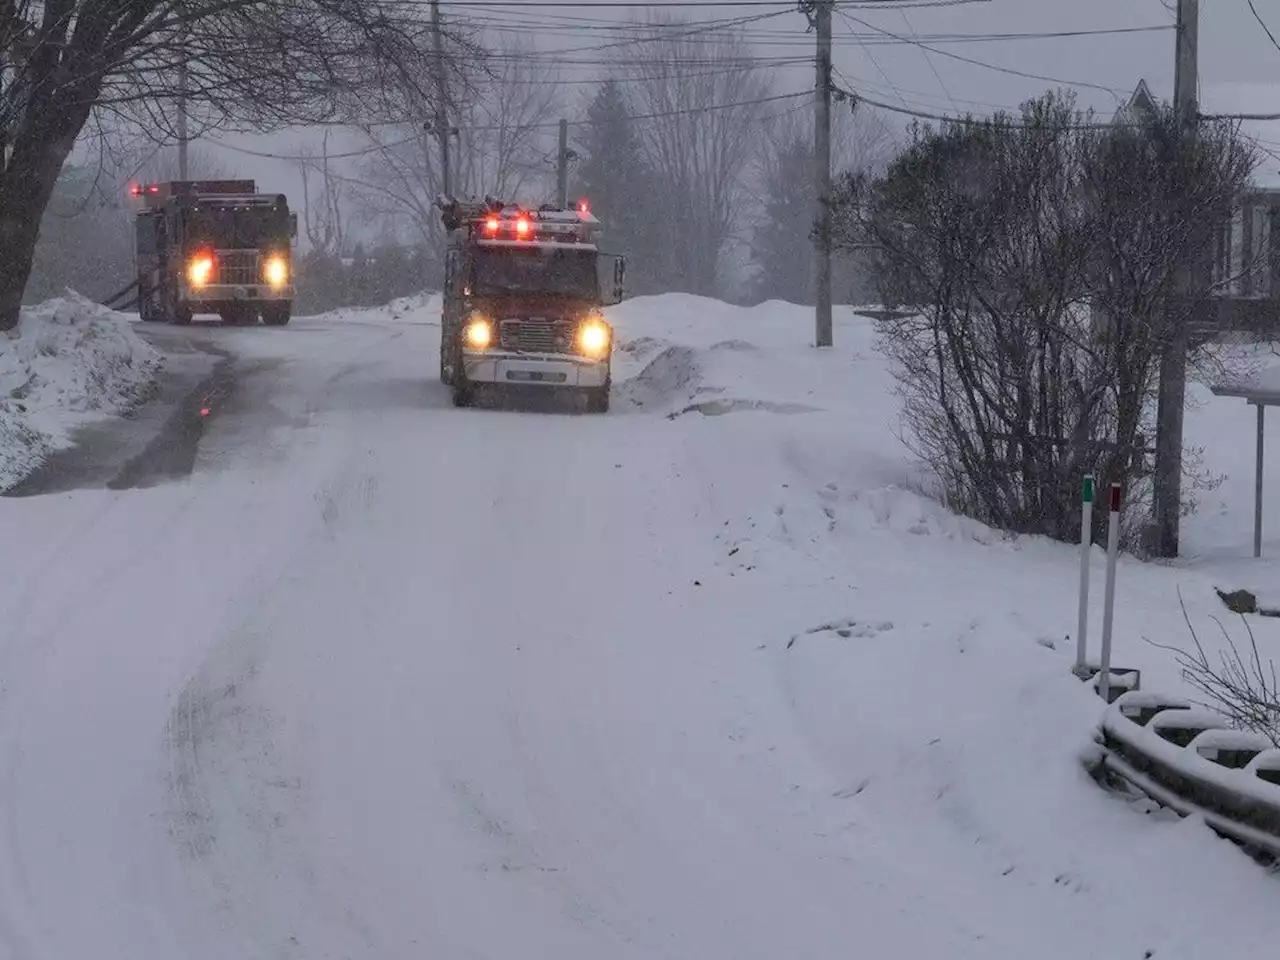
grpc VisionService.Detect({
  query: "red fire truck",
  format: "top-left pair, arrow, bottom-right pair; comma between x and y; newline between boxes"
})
437,196 -> 625,411
131,179 -> 297,326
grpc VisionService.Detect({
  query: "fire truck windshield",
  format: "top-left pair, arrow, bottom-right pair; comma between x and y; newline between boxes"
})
186,206 -> 288,249
471,246 -> 597,299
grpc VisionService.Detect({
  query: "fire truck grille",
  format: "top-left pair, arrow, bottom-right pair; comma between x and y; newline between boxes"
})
218,250 -> 259,286
499,318 -> 575,354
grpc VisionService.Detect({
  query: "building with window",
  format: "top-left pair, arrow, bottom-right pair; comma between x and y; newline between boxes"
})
1117,79 -> 1280,338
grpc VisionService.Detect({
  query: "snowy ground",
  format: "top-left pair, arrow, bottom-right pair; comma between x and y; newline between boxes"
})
0,293 -> 159,490
0,293 -> 1275,959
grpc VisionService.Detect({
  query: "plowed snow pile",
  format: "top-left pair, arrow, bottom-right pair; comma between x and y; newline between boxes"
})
0,292 -> 159,490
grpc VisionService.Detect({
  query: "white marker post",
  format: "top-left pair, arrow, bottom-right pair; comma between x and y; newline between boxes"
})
1074,475 -> 1095,678
1097,482 -> 1122,703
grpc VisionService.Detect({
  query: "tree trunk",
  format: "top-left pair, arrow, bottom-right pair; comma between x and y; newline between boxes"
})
0,159 -> 66,331
0,71 -> 99,331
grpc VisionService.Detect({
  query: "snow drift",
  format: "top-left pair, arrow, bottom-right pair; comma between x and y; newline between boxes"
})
0,292 -> 159,490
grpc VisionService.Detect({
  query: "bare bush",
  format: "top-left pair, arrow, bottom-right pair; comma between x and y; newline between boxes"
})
831,91 -> 1257,542
1148,591 -> 1280,747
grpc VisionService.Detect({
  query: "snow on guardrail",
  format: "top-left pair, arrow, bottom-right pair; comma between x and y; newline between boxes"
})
1084,689 -> 1280,861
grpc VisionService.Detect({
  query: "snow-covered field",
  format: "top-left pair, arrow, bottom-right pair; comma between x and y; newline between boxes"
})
0,293 -> 160,491
0,293 -> 1274,959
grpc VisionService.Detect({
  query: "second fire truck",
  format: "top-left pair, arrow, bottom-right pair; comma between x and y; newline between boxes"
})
131,179 -> 297,326
437,196 -> 626,412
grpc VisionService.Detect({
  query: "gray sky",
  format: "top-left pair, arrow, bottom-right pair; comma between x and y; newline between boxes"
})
194,0 -> 1280,226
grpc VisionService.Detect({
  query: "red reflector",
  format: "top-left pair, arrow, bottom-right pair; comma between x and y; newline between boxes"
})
199,407 -> 211,417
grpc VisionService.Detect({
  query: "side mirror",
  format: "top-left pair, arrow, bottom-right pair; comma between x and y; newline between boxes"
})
289,213 -> 298,238
599,253 -> 626,305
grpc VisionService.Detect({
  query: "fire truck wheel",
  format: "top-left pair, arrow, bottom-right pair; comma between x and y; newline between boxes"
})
261,304 -> 291,327
439,342 -> 454,386
584,385 -> 610,414
451,380 -> 475,407
170,304 -> 193,326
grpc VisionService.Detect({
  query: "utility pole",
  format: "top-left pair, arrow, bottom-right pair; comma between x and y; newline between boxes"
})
429,0 -> 452,198
813,0 -> 834,348
557,119 -> 569,208
177,29 -> 189,180
1151,0 -> 1198,557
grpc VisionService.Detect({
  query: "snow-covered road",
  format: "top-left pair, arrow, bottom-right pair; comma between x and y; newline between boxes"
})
0,298 -> 1275,959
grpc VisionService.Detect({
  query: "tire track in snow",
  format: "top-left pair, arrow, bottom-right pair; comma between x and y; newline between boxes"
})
160,363 -> 403,958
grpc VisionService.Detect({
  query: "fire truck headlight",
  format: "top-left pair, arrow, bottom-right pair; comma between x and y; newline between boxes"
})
464,317 -> 492,349
264,256 -> 288,287
188,255 -> 214,287
579,320 -> 610,356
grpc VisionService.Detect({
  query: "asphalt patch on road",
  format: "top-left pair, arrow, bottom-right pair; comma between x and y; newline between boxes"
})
3,342 -> 232,497
107,357 -> 234,490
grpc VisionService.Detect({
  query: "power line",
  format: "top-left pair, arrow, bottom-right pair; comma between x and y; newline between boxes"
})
836,81 -> 1138,129
485,9 -> 790,56
900,7 -> 958,114
427,0 -> 990,6
211,91 -> 811,162
836,9 -> 1130,98
1248,0 -> 1280,56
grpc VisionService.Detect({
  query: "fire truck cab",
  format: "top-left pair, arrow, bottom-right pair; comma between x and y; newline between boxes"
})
437,196 -> 626,412
131,179 -> 297,326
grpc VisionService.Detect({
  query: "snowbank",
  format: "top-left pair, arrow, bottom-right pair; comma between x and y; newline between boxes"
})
0,292 -> 160,490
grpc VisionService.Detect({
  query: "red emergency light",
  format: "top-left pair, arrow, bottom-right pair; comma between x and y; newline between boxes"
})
578,198 -> 589,214
485,216 -> 499,233
514,216 -> 530,237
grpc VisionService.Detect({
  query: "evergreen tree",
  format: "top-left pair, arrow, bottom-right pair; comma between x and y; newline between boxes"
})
750,136 -> 815,305
573,80 -> 661,295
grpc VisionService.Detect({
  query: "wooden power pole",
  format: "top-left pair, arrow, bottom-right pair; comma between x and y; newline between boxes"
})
813,0 -> 833,348
177,27 -> 189,180
557,119 -> 569,208
1151,0 -> 1199,557
429,0 -> 452,198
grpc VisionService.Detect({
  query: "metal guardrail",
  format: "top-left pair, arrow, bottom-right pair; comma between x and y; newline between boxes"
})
1085,690 -> 1280,861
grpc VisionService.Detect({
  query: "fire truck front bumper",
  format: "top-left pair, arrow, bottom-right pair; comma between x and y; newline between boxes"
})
461,350 -> 610,388
182,284 -> 295,303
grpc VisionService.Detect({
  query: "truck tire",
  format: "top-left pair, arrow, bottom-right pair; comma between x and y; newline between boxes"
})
261,303 -> 291,327
585,385 -> 610,414
439,339 -> 454,386
170,303 -> 193,326
451,382 -> 475,407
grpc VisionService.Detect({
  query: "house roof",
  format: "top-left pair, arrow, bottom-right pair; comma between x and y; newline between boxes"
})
1113,79 -> 1158,126
1116,80 -> 1280,190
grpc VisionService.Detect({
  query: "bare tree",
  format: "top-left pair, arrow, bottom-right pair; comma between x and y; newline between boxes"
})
346,34 -> 561,283
832,92 -> 1256,542
0,0 -> 458,331
297,133 -> 347,258
621,19 -> 774,297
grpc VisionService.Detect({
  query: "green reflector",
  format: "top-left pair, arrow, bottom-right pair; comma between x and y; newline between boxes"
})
1082,476 -> 1094,503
